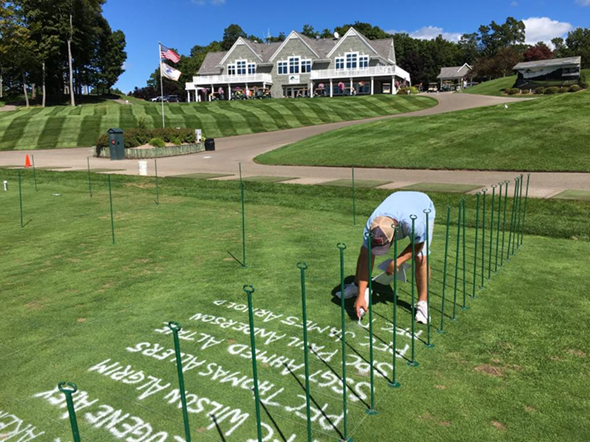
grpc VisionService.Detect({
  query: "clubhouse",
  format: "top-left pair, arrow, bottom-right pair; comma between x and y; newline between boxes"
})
185,27 -> 411,101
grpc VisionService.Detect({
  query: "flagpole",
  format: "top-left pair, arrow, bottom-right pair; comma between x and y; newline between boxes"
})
159,42 -> 165,128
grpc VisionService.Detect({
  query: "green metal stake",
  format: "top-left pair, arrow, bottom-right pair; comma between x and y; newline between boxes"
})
452,203 -> 461,321
407,215 -> 419,367
32,155 -> 38,192
488,185 -> 496,279
108,175 -> 115,245
58,382 -> 81,442
240,163 -> 247,267
516,175 -> 525,250
18,169 -> 24,228
520,174 -> 531,246
298,262 -> 313,441
168,322 -> 192,442
461,198 -> 468,310
351,167 -> 356,227
437,206 -> 451,334
87,157 -> 92,198
365,232 -> 379,412
500,181 -> 509,267
244,285 -> 263,442
472,193 -> 480,298
154,159 -> 160,205
509,176 -> 520,257
481,188 -> 487,288
424,209 -> 435,347
388,228 -> 402,387
494,182 -> 503,272
337,244 -> 354,440
507,177 -> 519,260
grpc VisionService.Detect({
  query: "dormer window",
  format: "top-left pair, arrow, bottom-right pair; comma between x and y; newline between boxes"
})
301,59 -> 312,73
248,63 -> 256,74
359,55 -> 369,68
278,61 -> 288,75
236,60 -> 247,75
336,58 -> 344,70
289,56 -> 300,74
228,65 -> 236,75
346,53 -> 358,69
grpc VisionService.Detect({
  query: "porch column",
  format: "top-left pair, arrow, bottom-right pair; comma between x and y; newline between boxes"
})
187,91 -> 190,102
391,76 -> 395,94
309,81 -> 313,97
210,84 -> 213,101
330,79 -> 333,97
228,84 -> 231,100
350,77 -> 353,95
371,77 -> 374,95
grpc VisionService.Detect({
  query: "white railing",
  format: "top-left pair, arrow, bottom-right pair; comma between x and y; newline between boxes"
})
189,73 -> 273,86
311,65 -> 411,82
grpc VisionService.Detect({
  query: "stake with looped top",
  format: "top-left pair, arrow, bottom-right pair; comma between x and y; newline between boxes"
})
407,215 -> 420,367
336,243 -> 353,440
461,198 -> 468,310
298,262 -> 313,441
168,321 -> 192,442
423,209 -> 435,347
32,155 -> 38,191
452,203 -> 461,320
438,206 -> 451,334
472,193 -> 480,298
244,285 -> 263,442
495,182 -> 503,272
481,188 -> 487,288
58,382 -> 81,442
500,181 -> 509,267
364,232 -> 379,413
388,226 -> 402,387
488,185 -> 496,279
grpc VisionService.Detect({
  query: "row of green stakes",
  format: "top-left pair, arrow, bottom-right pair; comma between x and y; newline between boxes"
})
438,174 -> 531,333
53,175 -> 530,441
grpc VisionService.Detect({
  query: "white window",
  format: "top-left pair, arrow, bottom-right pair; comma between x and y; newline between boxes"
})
277,61 -> 288,75
236,60 -> 247,75
301,59 -> 312,73
228,64 -> 236,75
346,53 -> 358,69
335,57 -> 344,70
248,63 -> 256,74
289,57 -> 300,74
359,56 -> 369,68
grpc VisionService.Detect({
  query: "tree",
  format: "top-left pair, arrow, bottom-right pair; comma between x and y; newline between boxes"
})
493,47 -> 523,77
551,37 -> 566,58
222,24 -> 247,50
523,42 -> 553,62
458,33 -> 480,65
301,24 -> 318,39
565,28 -> 590,68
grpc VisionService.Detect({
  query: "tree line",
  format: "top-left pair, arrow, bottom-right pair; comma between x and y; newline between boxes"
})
133,18 -> 589,100
0,0 -> 127,107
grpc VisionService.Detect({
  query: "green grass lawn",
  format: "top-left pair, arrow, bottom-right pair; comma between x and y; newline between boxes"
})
256,90 -> 590,172
0,95 -> 436,151
0,170 -> 589,441
464,76 -> 518,97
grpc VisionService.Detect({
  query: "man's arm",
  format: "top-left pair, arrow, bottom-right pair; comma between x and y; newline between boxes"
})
386,242 -> 424,275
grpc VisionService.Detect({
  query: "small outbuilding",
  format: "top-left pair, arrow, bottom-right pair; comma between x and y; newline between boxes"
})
436,63 -> 473,91
513,57 -> 581,88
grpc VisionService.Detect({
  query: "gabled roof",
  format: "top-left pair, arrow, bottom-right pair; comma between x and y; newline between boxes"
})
327,27 -> 379,58
269,31 -> 320,62
513,56 -> 581,70
437,63 -> 472,79
218,37 -> 263,66
198,51 -> 225,75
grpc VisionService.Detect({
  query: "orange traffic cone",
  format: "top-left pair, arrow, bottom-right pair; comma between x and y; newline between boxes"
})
24,154 -> 32,168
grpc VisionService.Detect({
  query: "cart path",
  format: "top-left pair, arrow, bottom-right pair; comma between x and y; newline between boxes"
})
1,93 -> 588,199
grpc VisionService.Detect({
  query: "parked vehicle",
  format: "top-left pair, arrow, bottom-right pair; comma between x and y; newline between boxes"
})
150,96 -> 162,102
167,95 -> 179,102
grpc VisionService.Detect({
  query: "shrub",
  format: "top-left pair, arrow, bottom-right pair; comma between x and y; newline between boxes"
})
544,87 -> 560,95
535,87 -> 545,95
398,86 -> 419,95
506,88 -> 520,95
521,89 -> 531,95
149,137 -> 165,148
558,87 -> 569,94
569,85 -> 581,92
95,127 -> 196,148
580,81 -> 589,90
137,115 -> 147,130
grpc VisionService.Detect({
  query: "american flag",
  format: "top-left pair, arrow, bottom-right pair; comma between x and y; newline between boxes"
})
160,44 -> 180,63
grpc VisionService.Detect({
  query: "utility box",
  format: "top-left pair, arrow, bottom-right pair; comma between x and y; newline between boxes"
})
205,138 -> 215,151
107,128 -> 125,160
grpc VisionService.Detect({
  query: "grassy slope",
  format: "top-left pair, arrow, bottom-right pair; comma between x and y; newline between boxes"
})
0,170 -> 588,441
464,76 -> 518,97
0,95 -> 436,151
256,90 -> 590,172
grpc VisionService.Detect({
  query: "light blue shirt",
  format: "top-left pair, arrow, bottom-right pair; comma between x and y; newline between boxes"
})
363,192 -> 435,246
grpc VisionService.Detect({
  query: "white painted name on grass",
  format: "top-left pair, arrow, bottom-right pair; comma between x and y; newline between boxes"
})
0,410 -> 44,441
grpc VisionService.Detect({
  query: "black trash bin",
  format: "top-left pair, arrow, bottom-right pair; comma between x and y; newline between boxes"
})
205,138 -> 215,151
107,128 -> 125,160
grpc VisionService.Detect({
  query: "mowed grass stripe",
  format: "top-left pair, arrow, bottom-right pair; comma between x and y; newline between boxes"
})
0,95 -> 438,150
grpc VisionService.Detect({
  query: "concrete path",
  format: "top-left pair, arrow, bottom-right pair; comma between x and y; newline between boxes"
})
1,93 -> 588,199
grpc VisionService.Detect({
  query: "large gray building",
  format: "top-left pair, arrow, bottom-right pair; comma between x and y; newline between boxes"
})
185,27 -> 411,101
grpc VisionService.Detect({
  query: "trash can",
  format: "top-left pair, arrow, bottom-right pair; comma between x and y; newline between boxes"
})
138,160 -> 148,176
205,138 -> 215,151
107,128 -> 125,160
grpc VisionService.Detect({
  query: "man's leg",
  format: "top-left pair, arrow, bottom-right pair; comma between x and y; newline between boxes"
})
414,255 -> 429,303
355,246 -> 375,318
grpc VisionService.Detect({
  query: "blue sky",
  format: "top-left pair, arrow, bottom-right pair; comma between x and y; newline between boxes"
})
103,0 -> 590,93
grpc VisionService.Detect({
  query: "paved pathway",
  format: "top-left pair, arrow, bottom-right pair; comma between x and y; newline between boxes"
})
1,93 -> 588,199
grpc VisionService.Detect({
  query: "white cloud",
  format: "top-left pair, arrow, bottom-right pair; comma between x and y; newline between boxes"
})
389,26 -> 463,42
576,0 -> 590,6
522,17 -> 573,45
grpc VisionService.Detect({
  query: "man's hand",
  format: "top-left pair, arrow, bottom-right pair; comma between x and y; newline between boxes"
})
355,293 -> 367,319
385,260 -> 398,276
